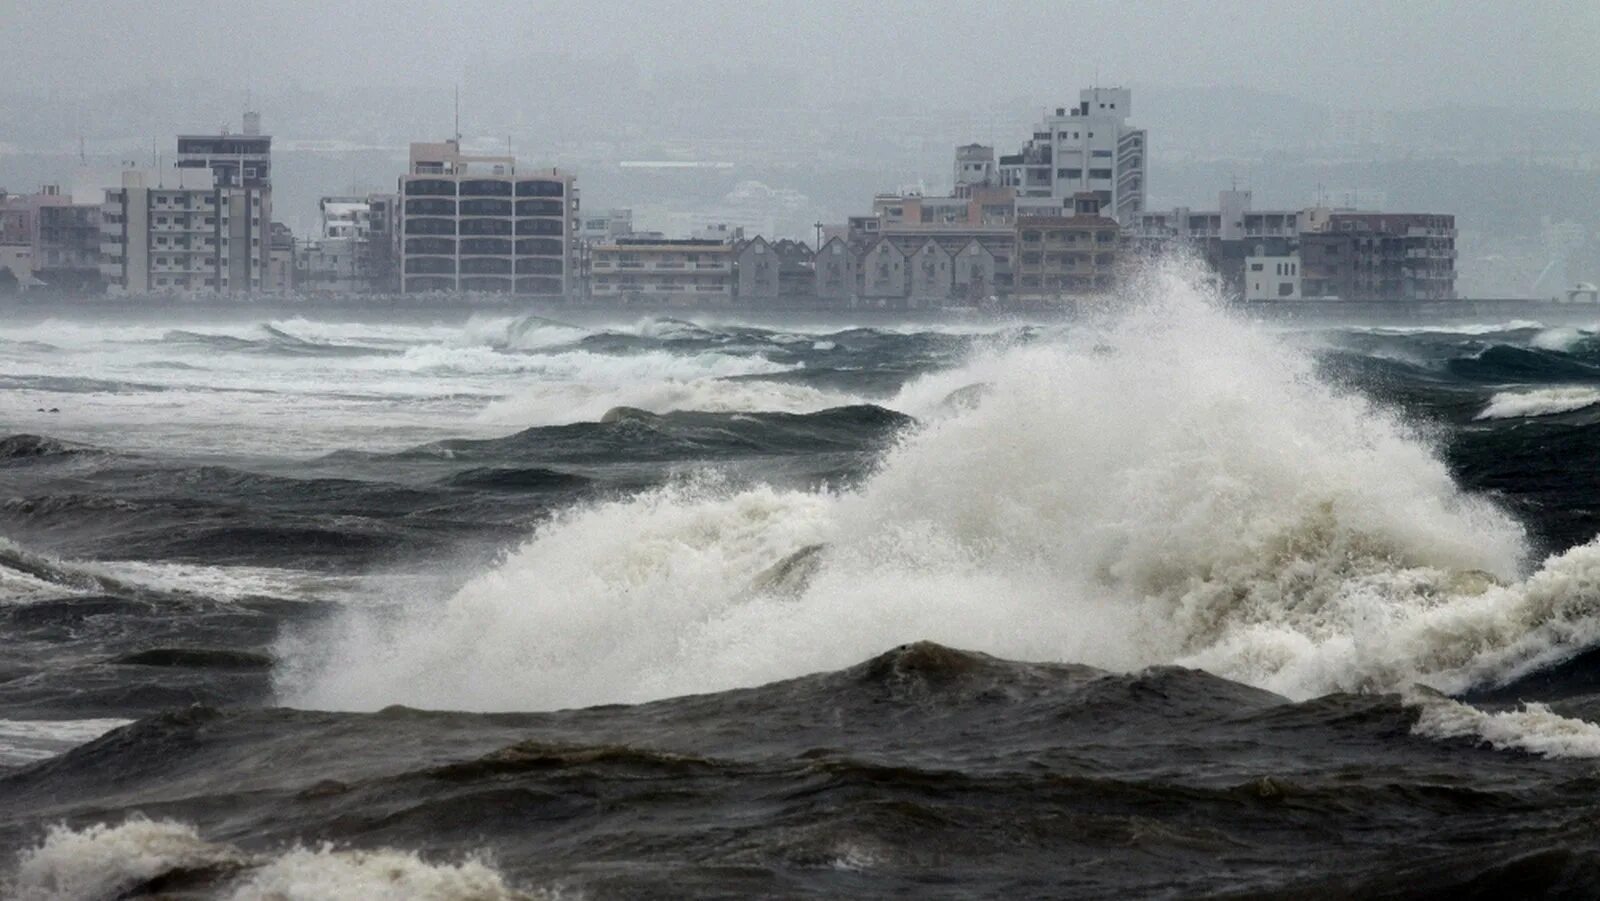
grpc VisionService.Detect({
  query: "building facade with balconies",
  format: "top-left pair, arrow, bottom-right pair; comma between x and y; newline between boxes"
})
1013,195 -> 1123,302
1299,213 -> 1456,300
399,139 -> 577,297
589,237 -> 734,305
99,167 -> 270,294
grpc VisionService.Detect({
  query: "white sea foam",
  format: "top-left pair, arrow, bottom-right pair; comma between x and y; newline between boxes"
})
1411,694 -> 1600,758
5,819 -> 551,901
283,263 -> 1600,763
1530,327 -> 1590,352
1476,386 -> 1600,420
7,819 -> 247,901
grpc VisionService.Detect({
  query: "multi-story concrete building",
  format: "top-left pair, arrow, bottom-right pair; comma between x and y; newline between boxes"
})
0,185 -> 101,291
171,115 -> 276,290
177,112 -> 271,188
35,203 -> 103,291
1299,213 -> 1456,300
1013,196 -> 1123,302
999,87 -> 1146,222
399,139 -> 577,297
295,195 -> 399,294
99,167 -> 271,294
589,237 -> 735,305
954,143 -> 997,188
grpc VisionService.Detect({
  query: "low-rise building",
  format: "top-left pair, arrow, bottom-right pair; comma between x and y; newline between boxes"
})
1244,253 -> 1301,301
735,236 -> 780,302
1013,196 -> 1122,302
589,237 -> 735,305
859,238 -> 908,303
813,236 -> 856,304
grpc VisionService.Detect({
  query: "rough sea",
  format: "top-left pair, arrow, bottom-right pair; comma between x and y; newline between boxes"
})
7,267 -> 1600,898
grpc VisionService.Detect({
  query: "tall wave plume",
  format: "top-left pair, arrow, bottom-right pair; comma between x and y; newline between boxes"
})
277,261 -> 1600,732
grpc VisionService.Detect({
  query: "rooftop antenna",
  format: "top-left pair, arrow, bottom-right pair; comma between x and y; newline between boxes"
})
453,85 -> 461,144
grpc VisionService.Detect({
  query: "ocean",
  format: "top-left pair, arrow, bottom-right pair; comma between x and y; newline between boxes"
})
6,266 -> 1600,898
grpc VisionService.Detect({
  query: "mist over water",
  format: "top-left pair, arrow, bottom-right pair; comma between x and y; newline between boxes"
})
13,266 -> 1600,896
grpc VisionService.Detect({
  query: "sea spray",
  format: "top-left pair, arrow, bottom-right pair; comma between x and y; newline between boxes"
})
282,262 -> 1600,723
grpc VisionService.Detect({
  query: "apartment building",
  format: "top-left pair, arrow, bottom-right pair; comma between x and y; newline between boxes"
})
999,87 -> 1146,222
99,167 -> 271,294
589,237 -> 734,305
399,139 -> 577,297
0,185 -> 102,291
1299,213 -> 1456,300
177,112 -> 271,188
1013,196 -> 1123,301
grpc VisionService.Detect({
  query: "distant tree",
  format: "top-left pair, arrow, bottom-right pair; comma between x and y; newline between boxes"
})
0,267 -> 18,295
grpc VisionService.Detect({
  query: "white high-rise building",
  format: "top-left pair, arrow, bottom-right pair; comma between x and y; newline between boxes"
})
998,87 -> 1146,223
99,167 -> 271,294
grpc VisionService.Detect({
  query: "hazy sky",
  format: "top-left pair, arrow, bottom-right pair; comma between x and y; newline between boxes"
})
5,0 -> 1598,112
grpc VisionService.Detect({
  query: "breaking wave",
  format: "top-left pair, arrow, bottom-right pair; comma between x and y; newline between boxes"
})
1477,386 -> 1600,420
6,819 -> 542,901
271,264 -> 1600,757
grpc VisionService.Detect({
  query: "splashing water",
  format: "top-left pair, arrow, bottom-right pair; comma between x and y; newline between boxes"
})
279,263 -> 1600,755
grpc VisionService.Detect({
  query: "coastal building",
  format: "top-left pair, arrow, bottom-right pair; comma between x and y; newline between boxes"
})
297,195 -> 399,293
772,239 -> 815,299
735,236 -> 780,302
813,236 -> 857,305
951,239 -> 1000,304
999,87 -> 1146,222
954,143 -> 997,188
1013,195 -> 1123,302
1299,213 -> 1456,300
1129,190 -> 1454,301
1244,253 -> 1302,300
99,166 -> 271,294
0,186 -> 102,291
907,239 -> 954,306
398,139 -> 577,297
170,114 -> 276,290
859,238 -> 908,303
34,202 -> 103,291
177,112 -> 271,188
268,223 -> 296,292
589,236 -> 735,305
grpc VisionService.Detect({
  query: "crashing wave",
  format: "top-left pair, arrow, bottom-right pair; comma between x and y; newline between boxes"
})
1476,386 -> 1600,420
5,818 -> 548,901
276,263 -> 1600,759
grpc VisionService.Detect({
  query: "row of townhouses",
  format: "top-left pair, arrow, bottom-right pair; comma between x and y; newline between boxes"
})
0,87 -> 1456,304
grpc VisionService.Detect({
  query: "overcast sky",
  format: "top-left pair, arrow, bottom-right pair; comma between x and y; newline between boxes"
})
5,0 -> 1597,112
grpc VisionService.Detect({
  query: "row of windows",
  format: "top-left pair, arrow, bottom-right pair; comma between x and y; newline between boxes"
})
405,216 -> 564,236
404,257 -> 567,275
404,179 -> 567,198
404,237 -> 564,255
403,199 -> 565,216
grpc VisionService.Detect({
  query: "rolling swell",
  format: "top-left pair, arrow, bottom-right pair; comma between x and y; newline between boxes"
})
16,295 -> 1600,895
5,644 -> 1598,898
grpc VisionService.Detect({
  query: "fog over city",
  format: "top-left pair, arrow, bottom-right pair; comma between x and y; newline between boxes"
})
3,0 -> 1600,293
